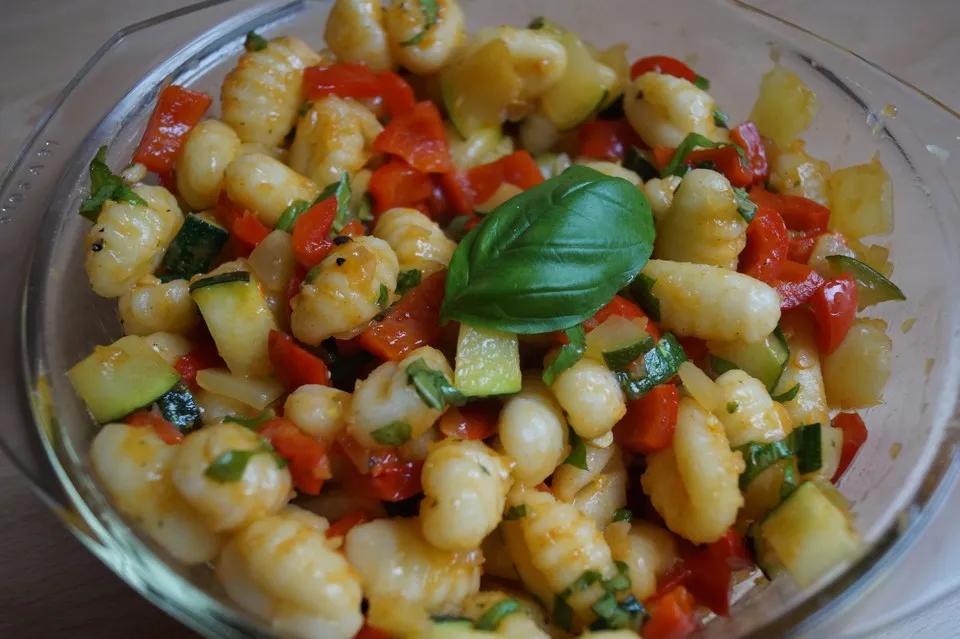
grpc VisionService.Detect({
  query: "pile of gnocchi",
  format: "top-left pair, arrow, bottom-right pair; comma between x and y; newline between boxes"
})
68,0 -> 904,637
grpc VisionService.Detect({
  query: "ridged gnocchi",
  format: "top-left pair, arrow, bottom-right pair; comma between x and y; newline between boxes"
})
324,0 -> 393,71
643,175 -> 682,222
224,152 -> 320,226
118,277 -> 198,336
549,357 -> 626,440
373,207 -> 457,276
471,26 -> 568,104
221,36 -> 321,147
175,119 -> 241,210
624,71 -> 727,148
604,520 -> 677,601
289,96 -> 382,187
290,235 -> 399,343
284,385 -> 351,441
461,591 -> 551,639
774,313 -> 830,426
498,376 -> 569,485
385,0 -> 466,75
715,369 -> 792,447
551,443 -> 627,528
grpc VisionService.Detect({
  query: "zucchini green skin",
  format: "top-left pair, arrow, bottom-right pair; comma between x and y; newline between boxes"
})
708,329 -> 789,392
156,382 -> 202,433
736,423 -> 822,489
161,213 -> 229,280
825,254 -> 905,309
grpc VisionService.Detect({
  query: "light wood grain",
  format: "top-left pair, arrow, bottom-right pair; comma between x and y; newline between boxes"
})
0,1 -> 957,637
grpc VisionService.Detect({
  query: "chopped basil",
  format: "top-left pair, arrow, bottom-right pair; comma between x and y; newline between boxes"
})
660,132 -> 745,178
204,441 -> 284,482
224,409 -> 276,430
377,284 -> 390,307
329,172 -> 354,232
305,265 -> 322,284
623,146 -> 659,182
613,333 -> 687,400
405,358 -> 465,410
356,193 -> 374,222
630,273 -> 661,321
528,16 -> 547,29
400,0 -> 439,46
474,598 -> 522,631
189,270 -> 250,291
444,214 -> 473,241
553,594 -> 573,631
611,508 -> 632,523
603,561 -> 632,592
371,421 -> 412,446
244,30 -> 268,51
275,199 -> 311,232
733,187 -> 758,222
602,336 -> 655,372
542,325 -> 585,386
504,504 -> 527,520
737,423 -> 822,488
396,269 -> 422,296
79,146 -> 147,221
713,109 -> 730,128
694,74 -> 711,90
771,383 -> 801,403
726,401 -> 739,414
563,430 -> 588,470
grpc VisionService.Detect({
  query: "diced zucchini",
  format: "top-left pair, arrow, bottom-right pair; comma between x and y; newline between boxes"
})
454,324 -> 521,396
68,335 -> 180,423
161,213 -> 229,280
539,31 -> 615,130
825,254 -> 905,309
759,481 -> 860,587
803,424 -> 843,481
441,39 -> 521,137
195,368 -> 285,410
739,458 -> 798,528
707,329 -> 789,392
156,382 -> 202,433
822,318 -> 891,409
190,264 -> 278,377
584,316 -> 652,361
614,333 -> 687,400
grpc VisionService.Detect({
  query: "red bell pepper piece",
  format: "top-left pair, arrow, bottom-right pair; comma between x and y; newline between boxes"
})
729,122 -> 768,184
357,270 -> 446,360
582,295 -> 661,341
686,146 -> 753,187
268,330 -> 331,390
336,438 -> 425,503
231,211 -> 272,248
303,64 -> 415,118
377,71 -> 417,117
325,509 -> 370,539
676,529 -> 752,616
373,101 -> 452,173
132,85 -> 212,173
748,186 -> 830,233
643,586 -> 698,639
738,207 -> 789,283
578,119 -> 640,161
614,384 -> 680,454
354,623 -> 394,639
775,261 -> 826,310
630,55 -> 698,83
787,230 -> 821,263
125,411 -> 184,445
438,399 -> 501,440
291,196 -> 338,268
810,274 -> 858,354
258,417 -> 331,495
368,159 -> 434,213
652,146 -> 675,172
157,169 -> 179,197
438,171 -> 476,216
467,150 -> 543,204
677,336 -> 709,367
832,412 -> 869,482
174,339 -> 225,390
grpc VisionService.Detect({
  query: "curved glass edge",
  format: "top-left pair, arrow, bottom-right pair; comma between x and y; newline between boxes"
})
4,0 -> 960,638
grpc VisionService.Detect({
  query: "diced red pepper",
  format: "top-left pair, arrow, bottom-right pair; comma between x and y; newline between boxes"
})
340,219 -> 366,237
674,529 -> 752,616
438,400 -> 501,440
677,336 -> 709,367
291,197 -> 338,268
775,261 -> 826,310
643,586 -> 698,639
125,411 -> 184,445
438,171 -> 476,216
630,55 -> 698,83
325,509 -> 370,539
578,119 -> 640,162
580,295 -> 661,341
174,340 -> 224,389
363,455 -> 423,503
303,64 -> 415,118
268,330 -> 331,390
132,85 -> 212,173
730,121 -> 768,184
832,412 -> 869,482
368,159 -> 434,214
810,274 -> 858,354
614,384 -> 680,454
377,71 -> 417,117
373,101 -> 452,173
738,207 -> 789,284
231,211 -> 272,248
686,146 -> 753,187
652,146 -> 674,172
258,417 -> 331,495
157,169 -> 179,196
466,150 -> 543,205
357,270 -> 446,360
787,230 -> 821,263
749,186 -> 830,233
355,622 -> 394,639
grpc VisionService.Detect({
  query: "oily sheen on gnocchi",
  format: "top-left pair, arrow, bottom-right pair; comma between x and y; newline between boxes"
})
69,4 -> 902,636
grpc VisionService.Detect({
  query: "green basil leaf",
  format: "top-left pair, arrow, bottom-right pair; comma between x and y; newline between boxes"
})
275,199 -> 311,232
371,420 -> 412,446
733,187 -> 757,222
611,508 -> 632,523
736,423 -> 821,488
224,409 -> 275,430
660,132 -> 745,178
553,594 -> 573,632
726,401 -> 739,414
356,193 -> 374,222
406,358 -> 465,410
771,383 -> 801,403
564,430 -> 588,470
396,269 -> 423,297
694,74 -> 711,90
528,16 -> 547,29
475,598 -> 522,631
542,325 -> 585,386
400,0 -> 439,46
79,146 -> 147,221
792,423 -> 822,474
504,504 -> 527,520
602,561 -> 631,593
244,30 -> 269,51
442,166 -> 655,333
204,449 -> 257,482
330,173 -> 354,233
615,333 -> 687,400
566,570 -> 601,595
713,109 -> 730,129
377,283 -> 390,307
602,336 -> 655,371
445,214 -> 473,242
623,146 -> 659,182
629,273 -> 660,321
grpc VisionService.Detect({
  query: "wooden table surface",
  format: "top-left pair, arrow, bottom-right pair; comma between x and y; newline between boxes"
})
1,1 -> 958,636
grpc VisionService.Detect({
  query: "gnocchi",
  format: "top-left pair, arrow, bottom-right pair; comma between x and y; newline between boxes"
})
498,376 -> 569,486
118,276 -> 198,336
175,119 -> 241,210
624,71 -> 727,148
373,207 -> 457,276
289,96 -> 382,187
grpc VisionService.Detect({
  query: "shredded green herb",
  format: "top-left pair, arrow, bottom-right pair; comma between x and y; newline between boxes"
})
406,358 -> 465,410
244,30 -> 268,51
564,430 -> 588,470
543,325 -> 585,386
396,269 -> 422,296
400,0 -> 439,46
371,421 -> 412,446
79,146 -> 147,221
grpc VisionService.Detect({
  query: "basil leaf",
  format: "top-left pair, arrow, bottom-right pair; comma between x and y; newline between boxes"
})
400,0 -> 439,46
726,401 -> 739,414
629,273 -> 660,321
442,166 -> 655,333
79,146 -> 147,220
356,193 -> 374,222
475,598 -> 521,631
792,423 -> 822,474
771,383 -> 800,403
445,214 -> 473,242
611,508 -> 632,523
224,409 -> 275,430
330,173 -> 354,233
406,358 -> 465,410
528,16 -> 547,29
623,146 -> 659,182
372,420 -> 412,446
615,333 -> 687,400
564,570 -> 601,596
694,74 -> 711,90
602,560 -> 632,593
275,199 -> 310,232
564,430 -> 588,470
377,284 -> 390,307
396,269 -> 422,297
542,325 -> 585,386
602,336 -> 655,371
244,30 -> 268,51
736,423 -> 821,487
553,595 -> 573,632
504,504 -> 527,520
660,132 -> 745,178
733,187 -> 757,222
204,449 -> 257,482
713,109 -> 730,128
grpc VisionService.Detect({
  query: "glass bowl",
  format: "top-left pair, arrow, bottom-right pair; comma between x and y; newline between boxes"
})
2,0 -> 959,636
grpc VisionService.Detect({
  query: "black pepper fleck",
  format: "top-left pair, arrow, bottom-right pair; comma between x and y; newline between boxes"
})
336,257 -> 346,266
333,235 -> 351,245
91,240 -> 103,252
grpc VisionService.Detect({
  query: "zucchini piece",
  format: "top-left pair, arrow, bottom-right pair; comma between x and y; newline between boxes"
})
584,315 -> 653,361
540,31 -> 615,130
156,382 -> 202,433
454,324 -> 521,396
739,458 -> 799,527
825,254 -> 905,309
67,335 -> 180,423
707,329 -> 789,392
613,332 -> 687,400
161,213 -> 229,279
441,39 -> 521,137
759,481 -> 860,586
190,266 -> 278,377
736,423 -> 822,488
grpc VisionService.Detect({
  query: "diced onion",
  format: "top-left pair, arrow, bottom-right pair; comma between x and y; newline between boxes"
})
196,368 -> 284,410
